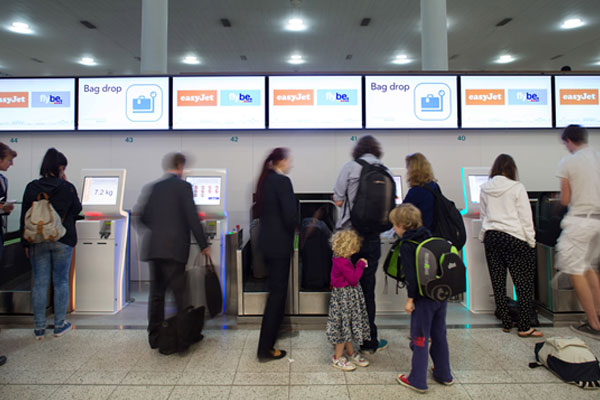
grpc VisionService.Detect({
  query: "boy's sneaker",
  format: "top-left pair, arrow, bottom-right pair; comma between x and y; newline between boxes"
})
431,368 -> 454,386
361,339 -> 389,354
347,352 -> 369,367
570,323 -> 600,341
34,329 -> 45,340
331,356 -> 357,371
397,374 -> 427,393
54,321 -> 72,337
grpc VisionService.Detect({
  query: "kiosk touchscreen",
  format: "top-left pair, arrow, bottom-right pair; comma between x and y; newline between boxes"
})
461,167 -> 514,312
75,169 -> 128,314
182,169 -> 228,312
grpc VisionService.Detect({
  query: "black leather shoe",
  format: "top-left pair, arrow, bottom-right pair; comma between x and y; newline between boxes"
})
0,355 -> 6,366
258,349 -> 287,362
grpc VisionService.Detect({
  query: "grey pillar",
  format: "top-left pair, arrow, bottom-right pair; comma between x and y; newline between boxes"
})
140,0 -> 168,74
420,0 -> 448,71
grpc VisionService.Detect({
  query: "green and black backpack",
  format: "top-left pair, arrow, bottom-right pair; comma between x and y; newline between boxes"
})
383,237 -> 466,302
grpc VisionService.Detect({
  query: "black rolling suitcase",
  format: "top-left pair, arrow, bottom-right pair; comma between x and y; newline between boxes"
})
157,306 -> 206,355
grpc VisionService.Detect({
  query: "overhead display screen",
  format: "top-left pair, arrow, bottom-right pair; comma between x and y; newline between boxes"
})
460,76 -> 552,128
173,76 -> 265,129
268,75 -> 362,129
78,77 -> 169,130
366,75 -> 458,128
0,78 -> 75,131
555,75 -> 600,128
186,176 -> 222,205
82,176 -> 119,206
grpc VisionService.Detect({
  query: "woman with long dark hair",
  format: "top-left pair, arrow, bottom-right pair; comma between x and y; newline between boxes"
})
479,154 -> 542,337
20,148 -> 82,340
255,147 -> 298,361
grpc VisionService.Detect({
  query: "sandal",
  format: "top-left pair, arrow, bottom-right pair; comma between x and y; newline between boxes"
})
518,328 -> 543,338
502,328 -> 511,333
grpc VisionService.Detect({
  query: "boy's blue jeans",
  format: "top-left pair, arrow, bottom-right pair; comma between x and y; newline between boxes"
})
31,242 -> 73,330
408,298 -> 452,390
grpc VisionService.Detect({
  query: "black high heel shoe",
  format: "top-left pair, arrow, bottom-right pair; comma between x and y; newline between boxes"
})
258,349 -> 287,362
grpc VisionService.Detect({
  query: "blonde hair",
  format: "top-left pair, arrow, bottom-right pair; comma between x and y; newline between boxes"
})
389,204 -> 423,231
331,229 -> 362,258
406,152 -> 436,187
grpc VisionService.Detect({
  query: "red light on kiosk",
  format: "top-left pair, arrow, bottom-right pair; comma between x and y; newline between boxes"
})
83,211 -> 103,217
198,211 -> 206,218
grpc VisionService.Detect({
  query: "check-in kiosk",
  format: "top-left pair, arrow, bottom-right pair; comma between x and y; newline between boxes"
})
376,168 -> 408,313
182,169 -> 228,312
461,167 -> 514,312
75,169 -> 128,313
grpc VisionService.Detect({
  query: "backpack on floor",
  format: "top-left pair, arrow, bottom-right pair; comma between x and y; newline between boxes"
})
23,192 -> 66,244
349,159 -> 396,235
422,185 -> 466,250
383,237 -> 466,301
529,336 -> 600,389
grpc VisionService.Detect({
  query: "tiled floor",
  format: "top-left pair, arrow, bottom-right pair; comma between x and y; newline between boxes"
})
0,325 -> 598,399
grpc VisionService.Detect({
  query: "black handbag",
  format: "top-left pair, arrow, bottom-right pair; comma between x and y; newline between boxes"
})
204,255 -> 223,317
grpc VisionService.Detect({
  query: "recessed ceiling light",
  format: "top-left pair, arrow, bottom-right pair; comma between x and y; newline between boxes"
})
8,21 -> 33,34
286,18 -> 306,31
79,57 -> 97,66
496,54 -> 515,64
288,54 -> 304,64
182,55 -> 200,65
561,18 -> 584,29
392,54 -> 411,65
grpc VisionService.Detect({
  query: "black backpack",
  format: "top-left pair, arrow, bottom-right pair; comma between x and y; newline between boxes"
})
422,184 -> 466,250
349,159 -> 396,235
384,237 -> 466,301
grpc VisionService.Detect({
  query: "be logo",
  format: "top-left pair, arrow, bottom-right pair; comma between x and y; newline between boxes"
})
32,92 -> 71,108
220,90 -> 261,106
316,89 -> 357,106
507,89 -> 547,105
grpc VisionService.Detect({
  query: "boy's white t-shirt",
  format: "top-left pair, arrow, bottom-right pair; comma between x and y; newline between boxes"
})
556,146 -> 600,216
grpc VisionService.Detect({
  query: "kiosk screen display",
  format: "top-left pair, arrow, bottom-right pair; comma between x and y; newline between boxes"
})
468,175 -> 489,203
0,78 -> 75,131
269,76 -> 362,129
173,76 -> 265,129
82,177 -> 119,205
393,176 -> 403,205
186,176 -> 222,205
78,77 -> 169,130
460,76 -> 552,128
555,75 -> 600,128
366,75 -> 458,128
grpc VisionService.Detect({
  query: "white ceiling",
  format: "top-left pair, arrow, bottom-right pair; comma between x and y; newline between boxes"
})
0,0 -> 599,77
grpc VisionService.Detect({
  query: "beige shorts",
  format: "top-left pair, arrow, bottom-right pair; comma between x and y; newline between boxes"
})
556,215 -> 600,275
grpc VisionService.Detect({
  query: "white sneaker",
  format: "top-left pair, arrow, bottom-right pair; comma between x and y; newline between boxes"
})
331,356 -> 357,371
347,352 -> 369,367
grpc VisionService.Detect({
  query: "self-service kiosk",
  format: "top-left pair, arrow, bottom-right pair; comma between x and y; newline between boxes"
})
182,169 -> 228,312
75,169 -> 128,313
376,168 -> 408,313
461,167 -> 514,312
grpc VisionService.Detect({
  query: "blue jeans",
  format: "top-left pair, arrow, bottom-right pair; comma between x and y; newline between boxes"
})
31,242 -> 73,330
408,298 -> 452,390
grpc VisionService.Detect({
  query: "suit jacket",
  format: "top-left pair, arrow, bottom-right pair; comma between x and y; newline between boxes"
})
140,173 -> 208,264
258,171 -> 298,258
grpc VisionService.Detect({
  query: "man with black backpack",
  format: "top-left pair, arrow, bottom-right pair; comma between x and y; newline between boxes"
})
333,135 -> 395,354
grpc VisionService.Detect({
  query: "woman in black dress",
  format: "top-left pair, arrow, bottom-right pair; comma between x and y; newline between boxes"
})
255,148 -> 298,361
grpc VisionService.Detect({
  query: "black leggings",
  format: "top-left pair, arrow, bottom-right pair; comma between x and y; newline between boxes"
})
483,230 -> 536,332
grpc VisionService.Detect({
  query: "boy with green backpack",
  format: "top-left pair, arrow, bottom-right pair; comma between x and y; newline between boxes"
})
389,204 -> 454,393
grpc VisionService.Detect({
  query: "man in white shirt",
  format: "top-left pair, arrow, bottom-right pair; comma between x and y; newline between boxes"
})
556,125 -> 600,340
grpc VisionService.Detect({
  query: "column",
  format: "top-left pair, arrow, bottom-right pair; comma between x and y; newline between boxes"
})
140,0 -> 168,74
420,0 -> 448,71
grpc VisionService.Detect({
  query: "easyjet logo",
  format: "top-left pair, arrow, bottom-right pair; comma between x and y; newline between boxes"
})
273,90 -> 314,106
177,90 -> 217,106
465,89 -> 505,105
0,92 -> 28,108
560,89 -> 598,105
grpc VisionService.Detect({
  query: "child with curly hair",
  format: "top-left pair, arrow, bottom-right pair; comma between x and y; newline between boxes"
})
326,229 -> 371,371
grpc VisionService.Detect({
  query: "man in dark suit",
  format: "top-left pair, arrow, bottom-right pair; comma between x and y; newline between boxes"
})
140,152 -> 210,352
